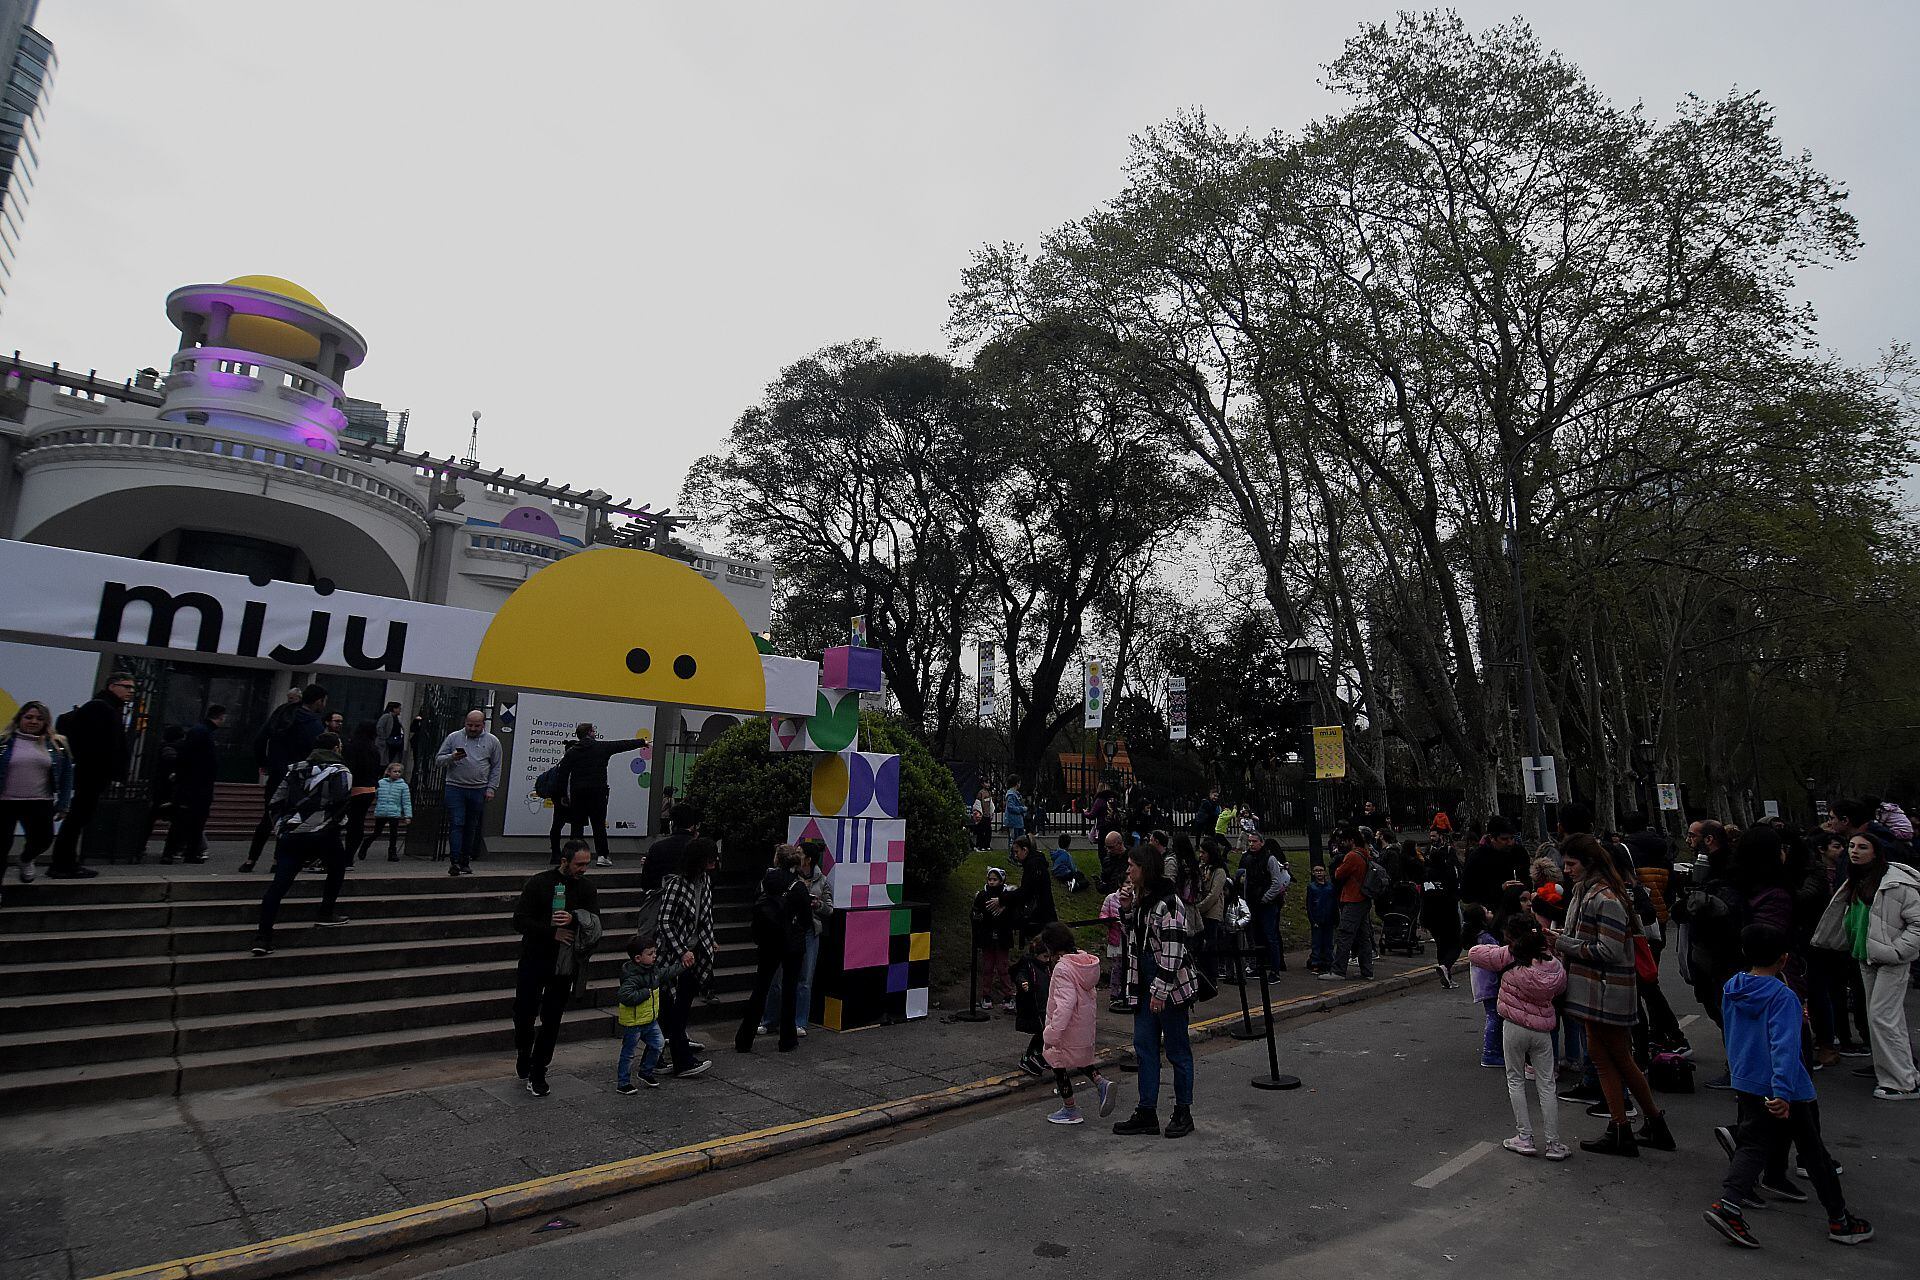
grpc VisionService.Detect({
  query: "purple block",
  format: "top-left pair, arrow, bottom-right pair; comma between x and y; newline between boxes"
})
886,961 -> 910,993
821,645 -> 884,693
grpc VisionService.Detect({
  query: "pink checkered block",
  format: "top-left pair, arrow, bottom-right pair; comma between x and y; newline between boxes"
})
787,817 -> 906,908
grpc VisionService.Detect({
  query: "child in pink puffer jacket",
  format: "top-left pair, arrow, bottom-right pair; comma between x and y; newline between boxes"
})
1469,913 -> 1569,1161
1039,922 -> 1117,1126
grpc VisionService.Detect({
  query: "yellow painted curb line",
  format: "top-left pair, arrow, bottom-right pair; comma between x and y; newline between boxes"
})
90,970 -> 1433,1280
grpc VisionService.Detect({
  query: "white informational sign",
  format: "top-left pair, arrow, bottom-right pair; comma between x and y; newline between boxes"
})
1520,754 -> 1559,801
1083,658 -> 1104,729
1657,782 -> 1681,812
977,645 -> 996,719
0,639 -> 104,726
1167,675 -> 1187,742
1763,799 -> 1781,820
503,693 -> 657,838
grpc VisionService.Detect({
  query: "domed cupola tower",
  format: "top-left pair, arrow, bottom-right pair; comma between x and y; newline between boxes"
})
158,275 -> 369,451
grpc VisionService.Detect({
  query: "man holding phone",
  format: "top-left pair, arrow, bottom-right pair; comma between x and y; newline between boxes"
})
435,709 -> 501,876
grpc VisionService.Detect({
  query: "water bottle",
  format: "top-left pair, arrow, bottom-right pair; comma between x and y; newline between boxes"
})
551,882 -> 566,917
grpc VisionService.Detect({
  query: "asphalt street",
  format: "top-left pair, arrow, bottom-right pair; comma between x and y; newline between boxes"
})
401,982 -> 1920,1279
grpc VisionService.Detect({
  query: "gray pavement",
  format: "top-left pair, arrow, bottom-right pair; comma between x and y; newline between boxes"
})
0,944 -> 1425,1279
405,985 -> 1920,1280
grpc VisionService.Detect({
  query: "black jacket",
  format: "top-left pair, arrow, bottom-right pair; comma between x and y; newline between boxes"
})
1010,853 -> 1058,929
265,706 -> 325,777
60,691 -> 129,788
513,868 -> 601,970
176,720 -> 221,807
344,740 -> 384,789
971,884 -> 1015,950
561,738 -> 650,795
1461,840 -> 1528,909
753,866 -> 810,954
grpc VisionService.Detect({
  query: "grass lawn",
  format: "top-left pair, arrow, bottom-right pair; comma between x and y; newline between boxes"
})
928,844 -> 1318,996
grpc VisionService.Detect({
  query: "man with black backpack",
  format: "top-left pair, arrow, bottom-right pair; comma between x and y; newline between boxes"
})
47,673 -> 135,878
241,685 -> 328,874
1321,829 -> 1380,981
249,731 -> 354,956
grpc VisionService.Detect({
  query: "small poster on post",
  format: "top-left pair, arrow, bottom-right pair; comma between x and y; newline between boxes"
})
1167,675 -> 1187,742
1083,658 -> 1104,729
1656,782 -> 1681,812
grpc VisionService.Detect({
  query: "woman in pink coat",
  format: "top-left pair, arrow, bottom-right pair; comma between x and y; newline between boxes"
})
1040,922 -> 1118,1125
1468,914 -> 1570,1160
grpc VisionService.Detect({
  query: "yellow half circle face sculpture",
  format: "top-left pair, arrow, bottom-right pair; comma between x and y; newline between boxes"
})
473,549 -> 766,712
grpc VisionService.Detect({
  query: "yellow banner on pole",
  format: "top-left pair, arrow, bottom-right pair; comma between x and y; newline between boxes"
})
1312,726 -> 1347,780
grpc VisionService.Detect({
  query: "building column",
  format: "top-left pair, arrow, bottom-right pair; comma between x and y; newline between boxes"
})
316,333 -> 339,378
205,303 -> 234,345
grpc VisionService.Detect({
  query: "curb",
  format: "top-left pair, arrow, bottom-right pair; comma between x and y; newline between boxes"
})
90,967 -> 1435,1280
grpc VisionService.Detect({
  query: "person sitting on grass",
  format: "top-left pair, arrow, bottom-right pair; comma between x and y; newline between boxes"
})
1703,924 -> 1873,1249
1050,833 -> 1089,893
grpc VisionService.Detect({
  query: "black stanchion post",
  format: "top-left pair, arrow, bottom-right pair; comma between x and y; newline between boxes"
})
1249,960 -> 1302,1090
1228,930 -> 1261,1041
947,928 -> 991,1024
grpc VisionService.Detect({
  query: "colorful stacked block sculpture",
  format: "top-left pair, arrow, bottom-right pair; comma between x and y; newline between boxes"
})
816,901 -> 931,1031
782,642 -> 928,1031
810,751 -> 902,820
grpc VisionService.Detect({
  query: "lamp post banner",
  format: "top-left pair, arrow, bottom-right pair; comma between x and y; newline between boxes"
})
977,644 -> 996,719
1083,657 -> 1104,729
1311,726 -> 1346,780
1167,675 -> 1187,742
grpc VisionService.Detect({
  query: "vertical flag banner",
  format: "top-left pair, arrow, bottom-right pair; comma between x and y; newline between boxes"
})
1656,783 -> 1681,812
1311,726 -> 1346,779
850,614 -> 868,648
1083,658 -> 1105,729
1167,675 -> 1187,742
977,644 -> 996,718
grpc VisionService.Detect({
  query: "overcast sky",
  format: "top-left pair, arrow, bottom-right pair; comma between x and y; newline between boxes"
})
9,1 -> 1916,514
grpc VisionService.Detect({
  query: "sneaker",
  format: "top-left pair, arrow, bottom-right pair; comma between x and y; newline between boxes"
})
516,1056 -> 530,1081
1828,1214 -> 1874,1246
315,916 -> 350,928
1480,1058 -> 1506,1069
1559,1082 -> 1604,1104
16,859 -> 34,883
1046,1105 -> 1084,1125
1836,1044 -> 1873,1058
1703,1072 -> 1734,1090
1502,1133 -> 1538,1157
1758,1177 -> 1807,1203
1000,1000 -> 1016,1012
1097,1077 -> 1118,1118
1019,1054 -> 1046,1078
615,1083 -> 639,1096
595,855 -> 613,867
1586,1099 -> 1638,1120
447,865 -> 461,877
635,1073 -> 659,1089
756,1024 -> 772,1037
1112,1109 -> 1160,1136
796,1027 -> 807,1037
1703,1201 -> 1760,1249
1872,1085 -> 1920,1101
526,1078 -> 551,1098
1316,971 -> 1347,981
686,1040 -> 707,1053
1436,965 -> 1455,989
250,942 -> 273,957
671,1059 -> 712,1079
1713,1125 -> 1736,1160
1540,1140 -> 1571,1162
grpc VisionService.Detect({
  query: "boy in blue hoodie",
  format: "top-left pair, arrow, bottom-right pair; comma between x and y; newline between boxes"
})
1306,864 -> 1338,974
1703,924 -> 1872,1249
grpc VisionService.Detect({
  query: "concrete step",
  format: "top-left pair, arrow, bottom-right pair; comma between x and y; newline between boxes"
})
0,868 -> 749,907
0,931 -> 762,997
0,885 -> 678,933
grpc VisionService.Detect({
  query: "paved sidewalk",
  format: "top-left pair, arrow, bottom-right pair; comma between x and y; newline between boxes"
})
0,952 -> 1431,1278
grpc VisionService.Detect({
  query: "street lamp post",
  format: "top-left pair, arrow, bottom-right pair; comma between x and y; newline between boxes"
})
1284,645 -> 1324,870
1632,738 -> 1655,826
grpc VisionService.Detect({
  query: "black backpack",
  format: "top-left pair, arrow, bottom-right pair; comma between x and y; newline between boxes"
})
1361,854 -> 1393,900
1240,849 -> 1271,903
534,757 -> 571,802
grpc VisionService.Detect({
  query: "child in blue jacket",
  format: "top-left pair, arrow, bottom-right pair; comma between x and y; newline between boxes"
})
357,763 -> 413,862
1306,865 -> 1338,973
1703,924 -> 1872,1249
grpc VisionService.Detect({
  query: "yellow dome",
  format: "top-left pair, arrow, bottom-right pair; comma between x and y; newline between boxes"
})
221,275 -> 327,363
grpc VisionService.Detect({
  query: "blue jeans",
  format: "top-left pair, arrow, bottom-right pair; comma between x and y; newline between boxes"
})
1309,920 -> 1334,969
764,930 -> 821,1030
1132,999 -> 1195,1112
1257,902 -> 1285,972
1480,997 -> 1504,1065
617,1022 -> 664,1086
444,786 -> 485,868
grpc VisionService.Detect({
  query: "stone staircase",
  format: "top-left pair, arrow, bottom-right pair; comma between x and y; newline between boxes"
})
0,868 -> 758,1114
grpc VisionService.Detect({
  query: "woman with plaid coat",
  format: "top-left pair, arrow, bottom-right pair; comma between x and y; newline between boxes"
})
1112,843 -> 1201,1140
656,837 -> 719,1078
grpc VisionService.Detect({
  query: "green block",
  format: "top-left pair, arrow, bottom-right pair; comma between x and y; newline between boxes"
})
890,907 -> 911,934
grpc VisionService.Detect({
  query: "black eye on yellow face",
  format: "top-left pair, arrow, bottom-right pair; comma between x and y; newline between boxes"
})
674,655 -> 697,680
626,648 -> 651,674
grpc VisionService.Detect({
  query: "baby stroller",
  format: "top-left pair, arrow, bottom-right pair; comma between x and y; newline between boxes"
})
1377,880 -> 1424,955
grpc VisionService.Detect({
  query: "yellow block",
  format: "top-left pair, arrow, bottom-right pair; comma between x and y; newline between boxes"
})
822,996 -> 842,1031
908,932 -> 930,962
